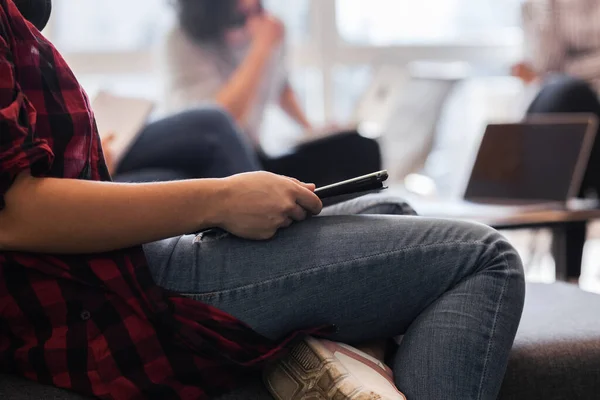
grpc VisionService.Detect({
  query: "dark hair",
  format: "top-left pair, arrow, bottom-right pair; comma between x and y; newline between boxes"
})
13,0 -> 53,31
175,0 -> 239,43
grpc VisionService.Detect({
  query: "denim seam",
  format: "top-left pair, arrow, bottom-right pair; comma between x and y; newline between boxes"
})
160,236 -> 184,281
182,240 -> 490,297
476,244 -> 510,400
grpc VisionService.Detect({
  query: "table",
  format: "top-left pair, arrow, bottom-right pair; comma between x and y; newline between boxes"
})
404,196 -> 600,281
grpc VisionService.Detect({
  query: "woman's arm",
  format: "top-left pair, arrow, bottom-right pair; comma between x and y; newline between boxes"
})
278,83 -> 312,131
0,171 -> 321,254
0,173 -> 226,253
215,39 -> 276,125
215,15 -> 286,126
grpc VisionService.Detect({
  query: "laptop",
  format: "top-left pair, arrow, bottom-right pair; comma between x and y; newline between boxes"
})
463,114 -> 597,205
406,114 -> 598,217
93,91 -> 155,165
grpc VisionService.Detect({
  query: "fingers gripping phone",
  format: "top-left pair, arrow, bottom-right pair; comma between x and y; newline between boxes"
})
315,170 -> 389,206
191,170 -> 389,235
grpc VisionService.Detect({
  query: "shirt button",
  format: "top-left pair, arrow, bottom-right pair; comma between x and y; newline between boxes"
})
80,310 -> 91,321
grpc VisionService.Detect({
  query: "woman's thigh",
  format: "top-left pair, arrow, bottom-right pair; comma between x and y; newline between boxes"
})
143,215 -> 521,342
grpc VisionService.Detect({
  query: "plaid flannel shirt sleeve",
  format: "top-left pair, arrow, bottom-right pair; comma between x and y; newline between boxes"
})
0,14 -> 53,210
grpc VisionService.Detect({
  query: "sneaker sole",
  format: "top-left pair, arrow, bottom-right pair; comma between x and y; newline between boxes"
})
264,337 -> 405,400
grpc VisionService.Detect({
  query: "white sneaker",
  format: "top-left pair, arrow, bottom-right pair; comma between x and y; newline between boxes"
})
264,337 -> 406,400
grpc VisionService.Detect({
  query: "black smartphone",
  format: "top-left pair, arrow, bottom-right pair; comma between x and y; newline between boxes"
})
315,170 -> 389,200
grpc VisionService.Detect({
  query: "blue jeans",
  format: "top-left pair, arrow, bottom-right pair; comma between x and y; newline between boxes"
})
144,215 -> 525,400
115,108 -> 261,180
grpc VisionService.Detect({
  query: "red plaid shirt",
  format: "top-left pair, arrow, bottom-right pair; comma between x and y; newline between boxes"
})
0,2 -> 322,398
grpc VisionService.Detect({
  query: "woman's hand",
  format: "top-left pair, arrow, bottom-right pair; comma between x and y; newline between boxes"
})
214,171 -> 322,240
248,13 -> 285,50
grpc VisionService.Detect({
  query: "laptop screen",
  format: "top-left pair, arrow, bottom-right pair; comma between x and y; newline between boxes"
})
464,119 -> 594,202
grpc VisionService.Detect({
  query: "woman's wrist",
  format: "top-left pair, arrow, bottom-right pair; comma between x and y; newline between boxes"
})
191,177 -> 232,230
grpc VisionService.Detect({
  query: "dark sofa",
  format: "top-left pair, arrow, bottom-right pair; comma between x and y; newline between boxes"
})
2,283 -> 600,400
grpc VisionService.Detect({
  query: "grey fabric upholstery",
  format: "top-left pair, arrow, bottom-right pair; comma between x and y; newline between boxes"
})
2,283 -> 600,399
0,374 -> 89,399
498,282 -> 600,400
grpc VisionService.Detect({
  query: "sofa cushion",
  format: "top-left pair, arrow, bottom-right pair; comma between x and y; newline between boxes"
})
0,373 -> 88,400
0,373 -> 270,400
498,282 -> 600,400
2,283 -> 600,399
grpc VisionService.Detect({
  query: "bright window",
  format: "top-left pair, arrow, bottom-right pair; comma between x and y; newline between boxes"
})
51,0 -> 309,52
336,0 -> 523,45
51,0 -> 174,53
47,0 -> 526,122
264,0 -> 311,44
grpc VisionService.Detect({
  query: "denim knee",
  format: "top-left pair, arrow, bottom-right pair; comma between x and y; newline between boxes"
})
459,221 -> 525,277
174,106 -> 237,133
478,224 -> 526,303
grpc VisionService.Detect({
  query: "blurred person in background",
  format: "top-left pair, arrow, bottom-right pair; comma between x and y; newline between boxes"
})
165,0 -> 307,144
145,0 -> 380,187
512,0 -> 600,279
515,0 -> 600,198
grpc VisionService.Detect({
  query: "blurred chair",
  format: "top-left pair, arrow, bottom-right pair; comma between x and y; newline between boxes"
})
378,62 -> 467,183
418,75 -> 532,197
